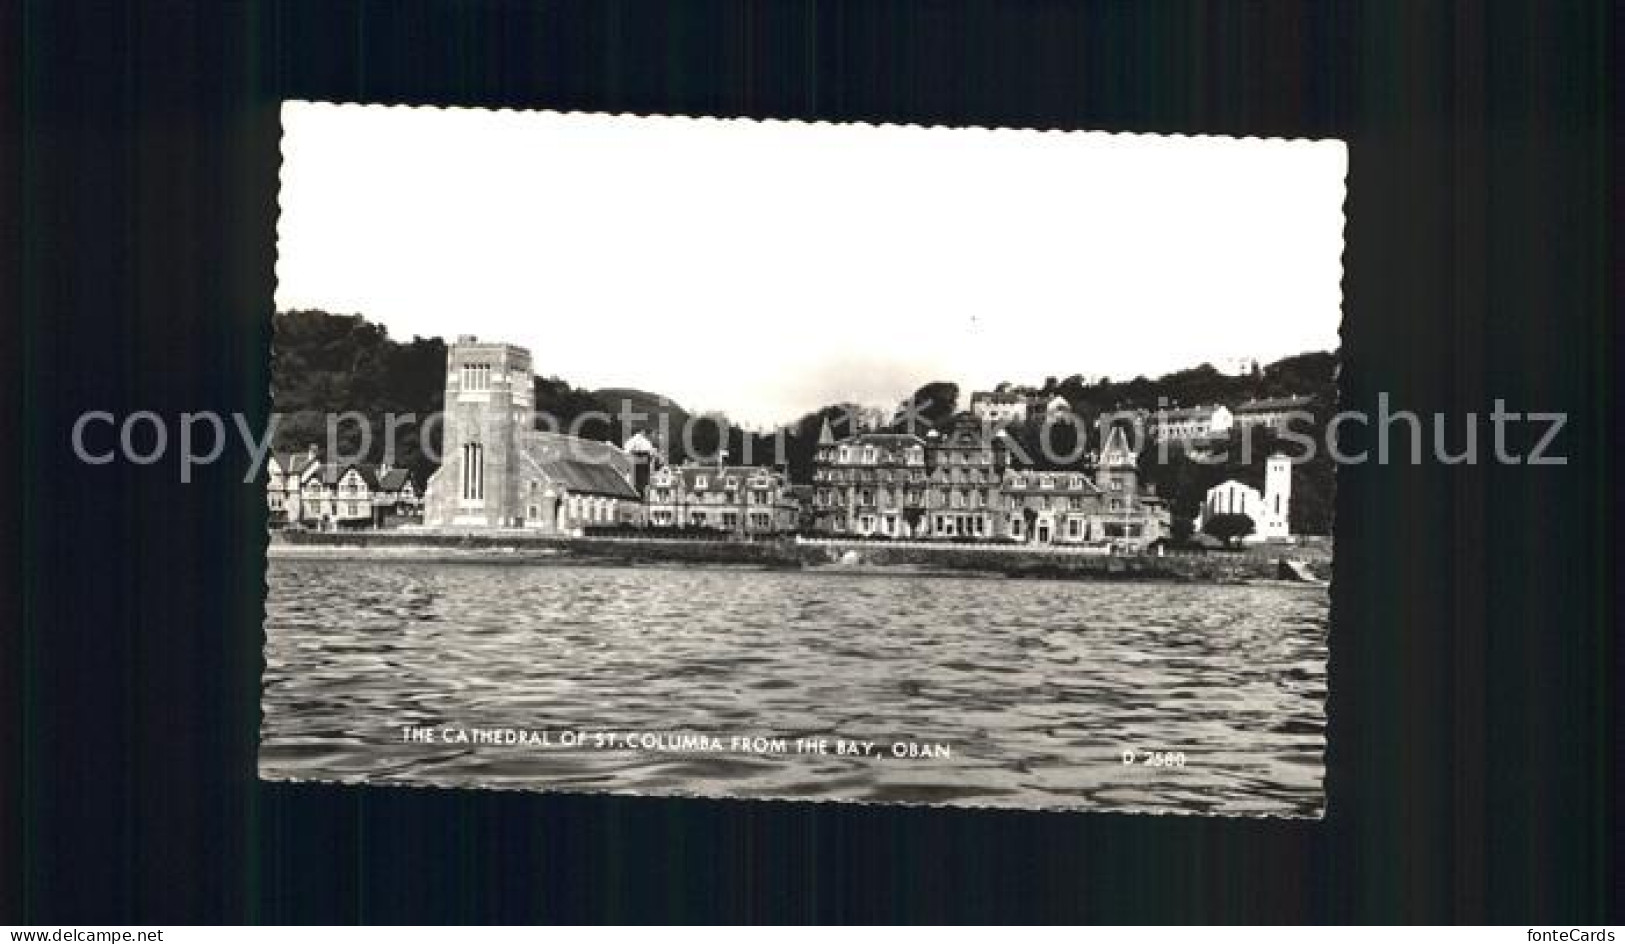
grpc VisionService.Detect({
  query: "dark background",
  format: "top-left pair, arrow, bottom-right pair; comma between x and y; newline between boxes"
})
3,0 -> 1617,924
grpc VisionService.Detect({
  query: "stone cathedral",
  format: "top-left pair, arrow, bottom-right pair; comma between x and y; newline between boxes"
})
421,336 -> 643,532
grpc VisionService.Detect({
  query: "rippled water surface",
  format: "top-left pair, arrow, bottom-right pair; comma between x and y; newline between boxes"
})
261,559 -> 1327,816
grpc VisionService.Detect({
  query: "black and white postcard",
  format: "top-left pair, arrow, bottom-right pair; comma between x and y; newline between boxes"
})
262,102 -> 1344,817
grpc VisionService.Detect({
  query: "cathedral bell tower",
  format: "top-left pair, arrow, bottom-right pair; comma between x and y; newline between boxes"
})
422,336 -> 534,528
1264,452 -> 1293,524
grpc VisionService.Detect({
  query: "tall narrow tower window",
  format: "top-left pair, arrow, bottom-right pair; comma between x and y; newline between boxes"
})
462,443 -> 484,501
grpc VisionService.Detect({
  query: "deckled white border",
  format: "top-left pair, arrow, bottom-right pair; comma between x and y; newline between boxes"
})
263,100 -> 1344,821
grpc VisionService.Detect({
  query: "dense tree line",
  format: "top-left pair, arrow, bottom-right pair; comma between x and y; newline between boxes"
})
271,310 -> 446,482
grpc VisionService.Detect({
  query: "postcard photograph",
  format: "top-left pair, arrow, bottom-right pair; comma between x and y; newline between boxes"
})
261,102 -> 1343,817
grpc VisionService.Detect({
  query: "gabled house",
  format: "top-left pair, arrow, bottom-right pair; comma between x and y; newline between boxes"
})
266,445 -> 321,527
646,463 -> 797,534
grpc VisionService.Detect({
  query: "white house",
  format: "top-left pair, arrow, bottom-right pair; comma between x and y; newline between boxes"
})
1195,453 -> 1294,543
1151,404 -> 1234,442
969,390 -> 1029,427
266,446 -> 321,525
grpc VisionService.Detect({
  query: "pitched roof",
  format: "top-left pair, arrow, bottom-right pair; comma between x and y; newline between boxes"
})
671,464 -> 784,493
847,432 -> 926,448
1099,424 -> 1137,464
274,451 -> 319,475
621,430 -> 660,455
534,457 -> 640,499
933,415 -> 999,444
1003,470 -> 1103,495
375,467 -> 413,491
1153,405 -> 1224,422
1234,395 -> 1315,413
1208,477 -> 1264,497
317,462 -> 377,488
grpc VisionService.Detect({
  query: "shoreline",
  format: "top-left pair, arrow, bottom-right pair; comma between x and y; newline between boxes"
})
268,531 -> 1332,584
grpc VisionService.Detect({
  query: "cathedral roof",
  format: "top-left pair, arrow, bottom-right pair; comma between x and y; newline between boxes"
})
530,456 -> 640,500
519,432 -> 639,499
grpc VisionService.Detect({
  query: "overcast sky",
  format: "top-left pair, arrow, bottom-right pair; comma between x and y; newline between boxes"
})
276,102 -> 1345,428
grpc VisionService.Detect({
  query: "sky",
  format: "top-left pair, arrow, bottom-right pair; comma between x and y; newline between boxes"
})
276,102 -> 1346,428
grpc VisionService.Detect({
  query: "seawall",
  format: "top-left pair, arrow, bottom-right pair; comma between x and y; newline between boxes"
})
271,530 -> 1331,582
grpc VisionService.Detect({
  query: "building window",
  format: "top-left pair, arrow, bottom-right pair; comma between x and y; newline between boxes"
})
461,442 -> 484,501
462,362 -> 492,391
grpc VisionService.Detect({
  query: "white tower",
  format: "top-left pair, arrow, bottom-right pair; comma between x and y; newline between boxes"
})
1264,453 -> 1292,536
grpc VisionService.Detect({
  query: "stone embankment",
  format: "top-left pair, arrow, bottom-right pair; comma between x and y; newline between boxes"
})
271,529 -> 1332,583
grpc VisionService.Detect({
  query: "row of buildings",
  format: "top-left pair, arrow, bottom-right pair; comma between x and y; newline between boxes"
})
266,446 -> 421,529
1146,397 -> 1316,442
269,337 -> 1299,546
807,415 -> 1171,545
965,384 -> 1313,444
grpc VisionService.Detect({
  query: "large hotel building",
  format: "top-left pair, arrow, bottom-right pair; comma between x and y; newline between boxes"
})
809,415 -> 1170,546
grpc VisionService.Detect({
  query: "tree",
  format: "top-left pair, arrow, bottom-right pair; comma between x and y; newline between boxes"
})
894,381 -> 959,432
1037,414 -> 1087,468
1170,516 -> 1196,544
532,376 -> 614,442
1203,512 -> 1256,547
686,413 -> 728,462
779,402 -> 862,484
270,310 -> 446,479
